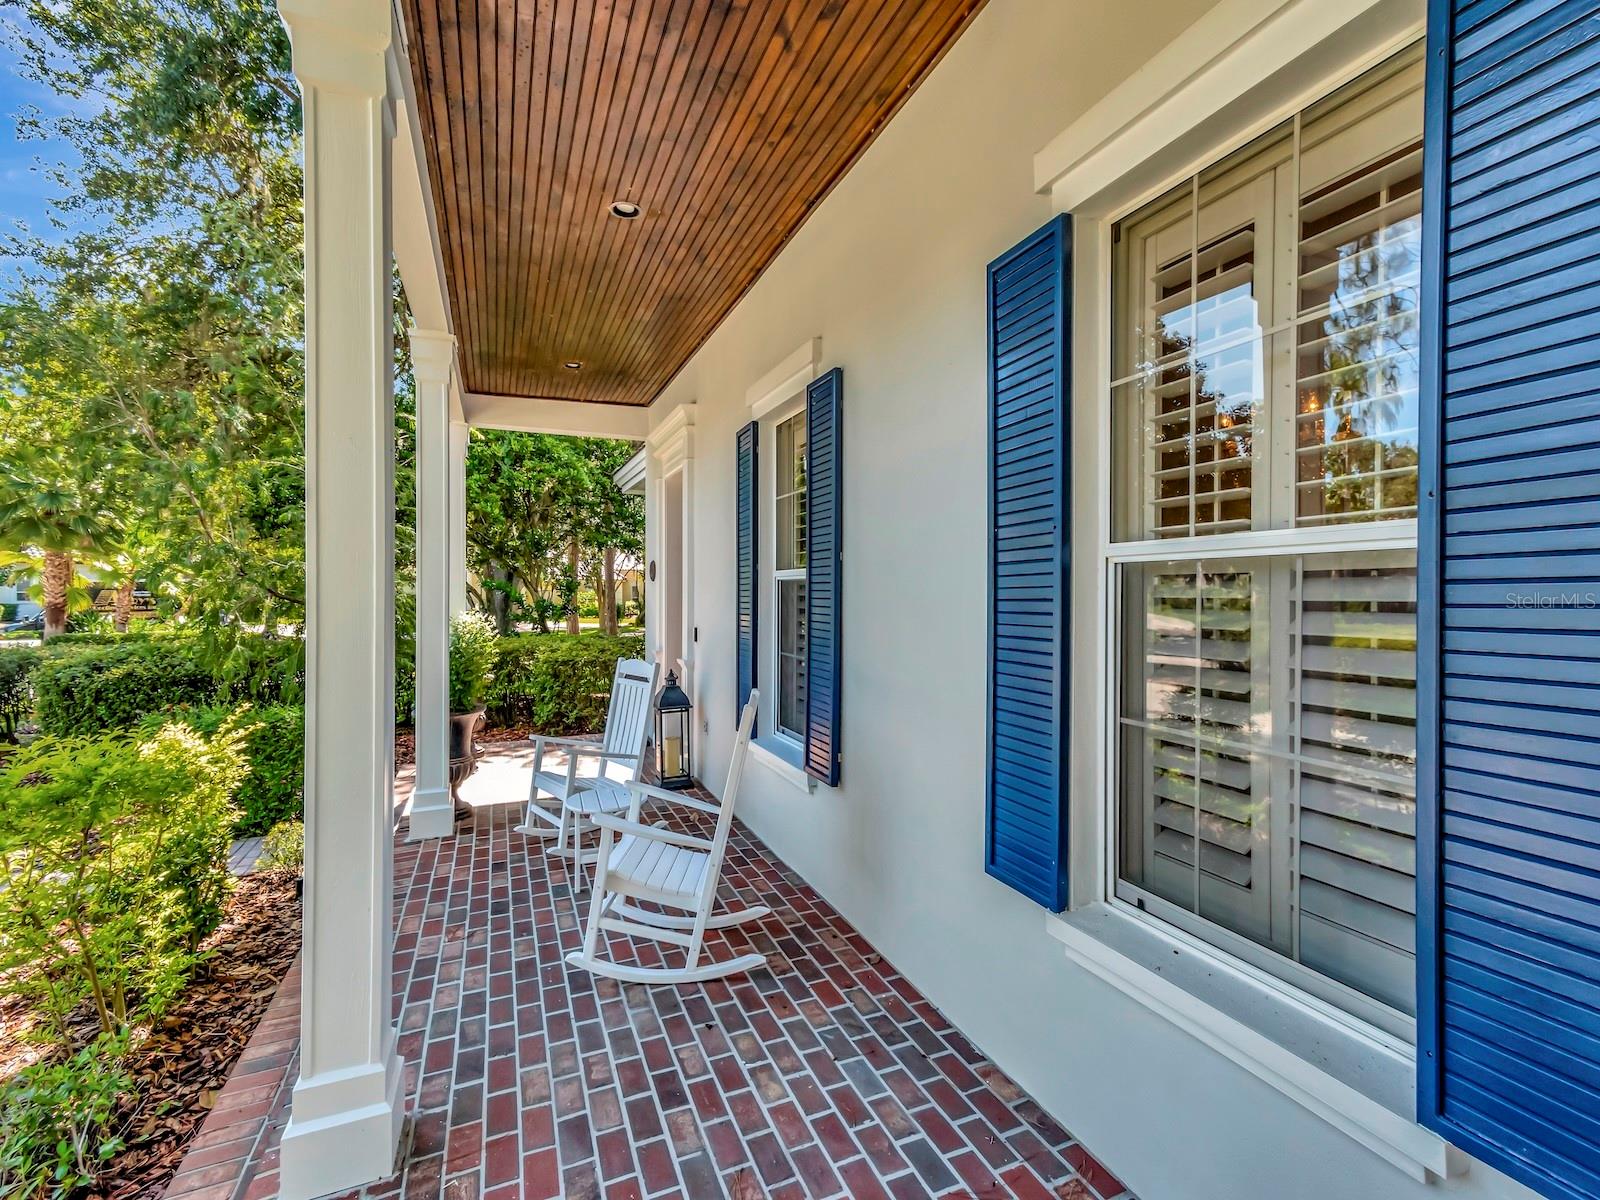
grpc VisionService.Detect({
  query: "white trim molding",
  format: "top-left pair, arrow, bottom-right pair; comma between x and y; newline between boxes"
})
1047,907 -> 1464,1185
647,402 -> 696,473
645,404 -> 697,711
464,393 -> 651,439
750,739 -> 816,794
1033,0 -> 1425,210
745,338 -> 820,420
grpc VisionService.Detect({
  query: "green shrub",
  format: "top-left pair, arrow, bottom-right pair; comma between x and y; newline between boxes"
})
485,633 -> 645,732
0,1038 -> 130,1199
258,819 -> 304,871
0,724 -> 243,1039
449,611 -> 498,713
0,648 -> 39,742
201,630 -> 303,705
0,602 -> 16,622
31,641 -> 217,735
43,630 -> 157,647
151,705 -> 303,836
64,610 -> 111,635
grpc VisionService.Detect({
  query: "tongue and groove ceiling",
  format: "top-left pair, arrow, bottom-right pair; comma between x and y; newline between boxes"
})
400,0 -> 986,406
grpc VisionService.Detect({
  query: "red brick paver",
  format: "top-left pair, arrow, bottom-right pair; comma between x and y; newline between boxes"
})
166,759 -> 1132,1200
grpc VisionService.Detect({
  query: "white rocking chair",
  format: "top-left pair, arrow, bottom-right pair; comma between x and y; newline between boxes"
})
565,690 -> 770,984
514,657 -> 659,862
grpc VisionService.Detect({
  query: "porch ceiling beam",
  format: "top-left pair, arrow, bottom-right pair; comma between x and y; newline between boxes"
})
463,392 -> 650,441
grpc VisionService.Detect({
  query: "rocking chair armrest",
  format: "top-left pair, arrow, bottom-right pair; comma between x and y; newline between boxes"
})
589,813 -> 713,850
529,734 -> 604,750
626,780 -> 719,816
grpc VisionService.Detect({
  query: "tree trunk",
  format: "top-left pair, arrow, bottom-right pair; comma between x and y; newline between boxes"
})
601,547 -> 617,635
566,542 -> 581,635
487,563 -> 514,635
41,551 -> 71,640
113,577 -> 135,633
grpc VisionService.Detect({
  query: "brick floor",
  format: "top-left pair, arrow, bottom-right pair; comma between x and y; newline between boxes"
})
165,752 -> 1132,1200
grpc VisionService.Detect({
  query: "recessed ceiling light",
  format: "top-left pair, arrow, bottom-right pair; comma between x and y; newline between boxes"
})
564,360 -> 583,370
608,199 -> 641,219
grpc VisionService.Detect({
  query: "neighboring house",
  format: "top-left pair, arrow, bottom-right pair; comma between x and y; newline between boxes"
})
277,3 -> 1598,1200
0,585 -> 41,621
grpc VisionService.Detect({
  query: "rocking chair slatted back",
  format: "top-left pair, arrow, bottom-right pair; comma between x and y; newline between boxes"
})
601,658 -> 657,764
702,691 -> 758,882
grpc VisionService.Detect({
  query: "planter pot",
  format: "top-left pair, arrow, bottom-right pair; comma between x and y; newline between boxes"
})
450,707 -> 486,766
449,709 -> 488,820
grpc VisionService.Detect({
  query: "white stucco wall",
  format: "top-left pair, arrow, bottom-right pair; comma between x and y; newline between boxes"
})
644,4 -> 1535,1199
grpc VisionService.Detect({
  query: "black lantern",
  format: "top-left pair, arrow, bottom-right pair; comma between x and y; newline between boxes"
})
654,671 -> 693,789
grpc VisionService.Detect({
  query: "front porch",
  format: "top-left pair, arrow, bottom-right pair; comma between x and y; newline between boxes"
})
166,754 -> 1128,1200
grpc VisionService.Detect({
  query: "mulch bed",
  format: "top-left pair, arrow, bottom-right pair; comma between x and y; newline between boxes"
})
393,723 -> 539,769
93,871 -> 302,1199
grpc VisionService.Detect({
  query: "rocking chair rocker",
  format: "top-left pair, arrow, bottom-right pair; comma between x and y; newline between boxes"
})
565,691 -> 770,984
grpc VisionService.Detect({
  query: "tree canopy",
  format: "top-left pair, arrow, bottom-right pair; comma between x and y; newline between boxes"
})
0,0 -> 642,659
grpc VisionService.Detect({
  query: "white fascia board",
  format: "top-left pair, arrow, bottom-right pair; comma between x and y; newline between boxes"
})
614,448 -> 647,495
463,393 -> 651,440
1032,0 -> 1423,208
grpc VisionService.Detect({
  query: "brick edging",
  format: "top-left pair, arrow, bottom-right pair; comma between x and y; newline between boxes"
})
162,958 -> 303,1200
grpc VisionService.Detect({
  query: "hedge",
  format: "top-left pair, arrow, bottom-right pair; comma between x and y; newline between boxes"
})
0,649 -> 39,741
156,705 -> 304,836
485,633 -> 645,732
44,630 -> 159,647
32,642 -> 217,735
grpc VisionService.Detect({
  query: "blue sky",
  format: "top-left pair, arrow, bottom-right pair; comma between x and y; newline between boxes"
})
0,13 -> 91,287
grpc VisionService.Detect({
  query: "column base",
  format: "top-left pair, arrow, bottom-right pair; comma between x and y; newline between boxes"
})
407,785 -> 456,840
278,1048 -> 405,1200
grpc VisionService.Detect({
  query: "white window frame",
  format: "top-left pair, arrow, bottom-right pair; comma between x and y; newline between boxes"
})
769,404 -> 809,749
1037,0 -> 1459,1182
743,339 -> 822,792
1102,42 -> 1424,1040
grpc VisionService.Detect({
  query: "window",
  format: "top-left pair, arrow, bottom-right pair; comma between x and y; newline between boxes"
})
1108,45 -> 1422,1031
773,410 -> 808,742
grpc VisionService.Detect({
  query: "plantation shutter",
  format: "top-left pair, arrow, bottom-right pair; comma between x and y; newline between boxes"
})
1419,4 -> 1600,1198
986,215 -> 1071,911
736,421 -> 758,724
804,368 -> 843,785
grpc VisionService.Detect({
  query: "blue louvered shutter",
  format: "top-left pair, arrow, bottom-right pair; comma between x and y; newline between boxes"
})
805,368 -> 843,785
1418,5 -> 1600,1198
985,215 -> 1070,911
736,421 -> 758,724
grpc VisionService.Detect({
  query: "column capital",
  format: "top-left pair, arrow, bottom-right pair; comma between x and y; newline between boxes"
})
409,328 -> 459,386
277,0 -> 394,97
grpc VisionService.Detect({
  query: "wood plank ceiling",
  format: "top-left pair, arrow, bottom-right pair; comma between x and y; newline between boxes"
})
400,0 -> 986,406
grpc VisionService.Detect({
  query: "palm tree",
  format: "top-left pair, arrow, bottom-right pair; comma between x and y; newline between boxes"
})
0,450 -> 119,640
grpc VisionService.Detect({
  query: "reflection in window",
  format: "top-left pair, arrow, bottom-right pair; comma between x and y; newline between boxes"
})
1108,43 -> 1424,1028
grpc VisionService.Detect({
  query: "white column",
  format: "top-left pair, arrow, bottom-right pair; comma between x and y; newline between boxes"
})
409,330 -> 456,840
448,416 -> 469,615
276,1 -> 404,1196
